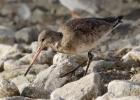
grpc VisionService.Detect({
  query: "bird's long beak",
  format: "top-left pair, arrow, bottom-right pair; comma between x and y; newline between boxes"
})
24,44 -> 43,76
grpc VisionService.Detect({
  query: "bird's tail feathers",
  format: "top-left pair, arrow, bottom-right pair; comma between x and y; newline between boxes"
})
113,15 -> 123,28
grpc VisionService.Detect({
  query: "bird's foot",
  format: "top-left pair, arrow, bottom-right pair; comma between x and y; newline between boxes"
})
84,51 -> 93,76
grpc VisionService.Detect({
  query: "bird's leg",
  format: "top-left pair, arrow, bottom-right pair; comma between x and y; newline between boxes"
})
60,60 -> 87,78
84,51 -> 93,75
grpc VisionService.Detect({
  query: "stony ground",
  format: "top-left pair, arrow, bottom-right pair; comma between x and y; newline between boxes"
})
0,0 -> 140,100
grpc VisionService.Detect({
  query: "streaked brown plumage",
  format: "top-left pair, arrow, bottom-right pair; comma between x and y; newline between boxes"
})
24,16 -> 123,76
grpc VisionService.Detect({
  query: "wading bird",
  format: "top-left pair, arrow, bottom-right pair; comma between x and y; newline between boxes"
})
24,16 -> 123,76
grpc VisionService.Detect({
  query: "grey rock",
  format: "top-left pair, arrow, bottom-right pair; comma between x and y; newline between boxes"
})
108,80 -> 140,97
0,44 -> 25,61
0,26 -> 15,45
3,58 -> 49,76
18,50 -> 54,65
0,79 -> 20,98
0,96 -> 32,100
30,42 -> 38,52
15,27 -> 39,44
21,85 -> 48,99
1,3 -> 31,20
96,0 -> 140,16
108,39 -> 131,51
96,93 -> 140,100
51,73 -> 102,100
88,60 -> 115,73
31,8 -> 45,22
16,3 -> 31,20
125,8 -> 140,21
21,53 -> 85,99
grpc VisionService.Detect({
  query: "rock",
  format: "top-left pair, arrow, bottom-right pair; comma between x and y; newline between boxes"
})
0,44 -> 26,61
11,76 -> 30,93
0,69 -> 26,79
51,73 -> 102,100
53,53 -> 86,65
12,44 -> 31,53
130,73 -> 140,84
0,79 -> 20,98
19,49 -> 55,65
0,44 -> 12,59
0,96 -> 32,100
21,54 -> 85,99
23,64 -> 49,75
30,41 -> 38,52
21,85 -> 49,99
1,3 -> 31,20
96,93 -> 140,100
122,46 -> 140,62
108,80 -> 140,97
125,8 -> 140,21
16,3 -> 31,20
4,60 -> 23,71
31,8 -> 46,22
108,39 -> 131,51
0,26 -> 15,45
97,0 -> 140,16
96,93 -> 113,100
44,48 -> 56,65
3,59 -> 49,76
87,60 -> 115,73
15,27 -> 39,44
0,68 -> 35,80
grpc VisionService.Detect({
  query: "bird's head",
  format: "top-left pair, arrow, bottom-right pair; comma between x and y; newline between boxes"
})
24,29 -> 62,76
38,30 -> 58,48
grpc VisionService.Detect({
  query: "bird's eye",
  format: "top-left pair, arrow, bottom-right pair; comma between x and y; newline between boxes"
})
41,38 -> 45,42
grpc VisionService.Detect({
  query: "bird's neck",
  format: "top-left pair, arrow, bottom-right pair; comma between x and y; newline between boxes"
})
49,32 -> 63,52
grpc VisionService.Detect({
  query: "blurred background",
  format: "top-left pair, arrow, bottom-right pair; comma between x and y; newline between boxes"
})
0,0 -> 139,51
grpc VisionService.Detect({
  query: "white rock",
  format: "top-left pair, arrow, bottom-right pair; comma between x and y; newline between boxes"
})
53,53 -> 86,66
96,93 -> 140,100
51,73 -> 102,100
130,73 -> 140,84
0,96 -> 32,100
11,76 -> 30,93
108,80 -> 140,97
122,46 -> 140,62
0,44 -> 12,59
30,42 -> 38,52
